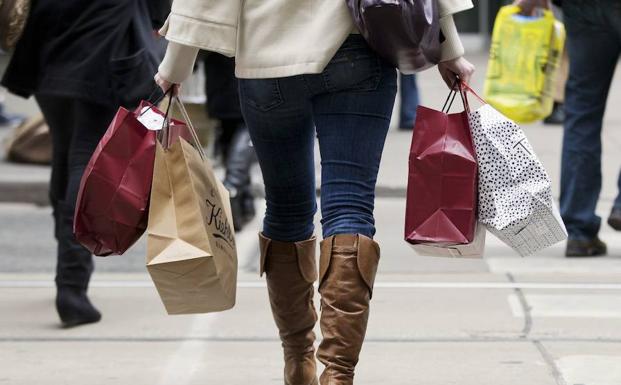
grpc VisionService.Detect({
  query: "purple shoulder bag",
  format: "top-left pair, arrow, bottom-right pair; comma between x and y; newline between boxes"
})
346,0 -> 442,73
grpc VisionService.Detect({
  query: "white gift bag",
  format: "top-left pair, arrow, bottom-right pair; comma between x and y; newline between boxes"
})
466,87 -> 568,257
411,222 -> 487,258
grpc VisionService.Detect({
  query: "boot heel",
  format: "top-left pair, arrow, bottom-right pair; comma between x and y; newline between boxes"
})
284,378 -> 318,385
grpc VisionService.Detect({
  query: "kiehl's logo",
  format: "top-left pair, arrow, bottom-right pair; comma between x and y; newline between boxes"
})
205,193 -> 235,249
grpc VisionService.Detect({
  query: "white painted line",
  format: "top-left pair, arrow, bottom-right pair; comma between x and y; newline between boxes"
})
509,294 -> 621,318
156,313 -> 219,385
556,355 -> 621,385
3,280 -> 621,290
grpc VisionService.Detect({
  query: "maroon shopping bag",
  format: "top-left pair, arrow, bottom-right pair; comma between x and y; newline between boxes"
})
404,85 -> 478,245
74,100 -> 188,256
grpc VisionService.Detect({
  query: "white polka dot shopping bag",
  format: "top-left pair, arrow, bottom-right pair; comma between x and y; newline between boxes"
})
463,83 -> 568,257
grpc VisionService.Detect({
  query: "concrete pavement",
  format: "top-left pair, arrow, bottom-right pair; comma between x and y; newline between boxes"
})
1,195 -> 621,385
2,269 -> 621,384
2,52 -> 621,384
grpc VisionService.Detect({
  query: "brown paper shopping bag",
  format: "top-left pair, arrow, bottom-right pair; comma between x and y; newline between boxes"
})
146,98 -> 237,315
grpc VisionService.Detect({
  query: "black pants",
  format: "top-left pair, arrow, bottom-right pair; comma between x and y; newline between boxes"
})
203,53 -> 255,191
36,95 -> 116,289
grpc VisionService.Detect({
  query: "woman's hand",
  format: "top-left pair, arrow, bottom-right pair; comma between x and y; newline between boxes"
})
513,0 -> 551,15
154,72 -> 180,96
437,57 -> 475,88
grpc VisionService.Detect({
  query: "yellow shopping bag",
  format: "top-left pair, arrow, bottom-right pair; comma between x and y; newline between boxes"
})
484,5 -> 566,124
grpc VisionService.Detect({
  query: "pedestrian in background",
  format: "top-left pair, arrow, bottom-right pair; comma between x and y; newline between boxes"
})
398,74 -> 420,130
155,0 -> 475,383
554,0 -> 621,256
203,53 -> 256,231
1,0 -> 169,327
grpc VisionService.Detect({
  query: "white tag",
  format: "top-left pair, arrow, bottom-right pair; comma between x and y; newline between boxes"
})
137,107 -> 165,131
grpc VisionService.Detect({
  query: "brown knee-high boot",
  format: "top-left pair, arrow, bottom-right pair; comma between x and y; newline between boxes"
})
259,234 -> 319,385
316,234 -> 380,385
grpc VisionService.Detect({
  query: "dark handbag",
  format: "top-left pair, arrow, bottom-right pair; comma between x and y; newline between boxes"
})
346,0 -> 442,73
4,115 -> 51,165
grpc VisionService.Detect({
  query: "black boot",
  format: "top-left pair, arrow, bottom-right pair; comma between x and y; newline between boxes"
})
608,207 -> 621,231
55,201 -> 101,327
565,237 -> 607,257
544,102 -> 565,125
223,124 -> 257,232
56,286 -> 101,327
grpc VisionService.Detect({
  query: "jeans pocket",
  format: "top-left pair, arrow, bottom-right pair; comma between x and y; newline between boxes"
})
239,79 -> 284,112
322,42 -> 382,93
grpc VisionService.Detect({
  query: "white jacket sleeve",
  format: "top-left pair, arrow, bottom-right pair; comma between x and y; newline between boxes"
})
438,0 -> 474,18
159,0 -> 242,57
437,0 -> 474,61
158,42 -> 200,85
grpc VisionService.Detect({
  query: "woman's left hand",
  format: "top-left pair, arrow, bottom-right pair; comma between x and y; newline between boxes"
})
154,72 -> 180,96
437,57 -> 476,88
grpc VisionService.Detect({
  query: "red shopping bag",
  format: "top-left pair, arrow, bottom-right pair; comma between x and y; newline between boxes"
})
74,99 -> 188,256
405,84 -> 478,245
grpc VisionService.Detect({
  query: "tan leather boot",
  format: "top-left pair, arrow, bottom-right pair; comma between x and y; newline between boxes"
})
259,233 -> 319,385
316,234 -> 380,385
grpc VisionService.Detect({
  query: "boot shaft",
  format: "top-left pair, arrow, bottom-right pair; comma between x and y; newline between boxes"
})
317,234 -> 380,385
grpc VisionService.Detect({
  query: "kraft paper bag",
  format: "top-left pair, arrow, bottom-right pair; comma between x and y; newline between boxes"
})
146,106 -> 237,315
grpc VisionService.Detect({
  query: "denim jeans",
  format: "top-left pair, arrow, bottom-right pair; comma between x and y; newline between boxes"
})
239,35 -> 397,242
560,0 -> 621,240
399,74 -> 419,129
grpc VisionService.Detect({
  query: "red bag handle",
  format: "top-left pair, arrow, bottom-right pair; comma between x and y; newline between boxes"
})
460,81 -> 487,109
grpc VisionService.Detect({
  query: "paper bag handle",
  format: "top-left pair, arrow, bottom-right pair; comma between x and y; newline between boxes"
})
172,96 -> 207,161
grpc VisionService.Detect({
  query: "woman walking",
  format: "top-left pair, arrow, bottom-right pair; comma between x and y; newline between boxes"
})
2,0 -> 168,327
156,0 -> 474,383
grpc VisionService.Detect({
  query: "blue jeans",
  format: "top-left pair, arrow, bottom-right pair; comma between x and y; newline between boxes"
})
560,0 -> 621,240
399,74 -> 419,129
239,35 -> 397,242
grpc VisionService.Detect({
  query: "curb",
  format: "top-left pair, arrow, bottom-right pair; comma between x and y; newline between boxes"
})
0,181 -> 49,205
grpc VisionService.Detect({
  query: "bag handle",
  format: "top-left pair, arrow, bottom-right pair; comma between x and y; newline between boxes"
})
172,96 -> 207,161
442,80 -> 470,113
460,81 -> 487,106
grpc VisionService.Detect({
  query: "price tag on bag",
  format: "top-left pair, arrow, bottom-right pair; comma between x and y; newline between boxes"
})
138,107 -> 166,131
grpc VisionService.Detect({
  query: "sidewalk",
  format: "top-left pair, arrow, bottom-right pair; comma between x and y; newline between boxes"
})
2,270 -> 621,385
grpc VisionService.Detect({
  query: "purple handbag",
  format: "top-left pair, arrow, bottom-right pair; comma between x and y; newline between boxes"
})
347,0 -> 442,73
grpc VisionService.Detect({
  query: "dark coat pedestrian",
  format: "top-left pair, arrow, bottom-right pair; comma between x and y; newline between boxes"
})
1,0 -> 170,328
2,0 -> 168,108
